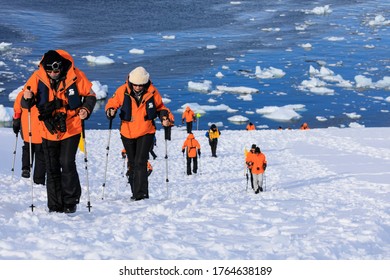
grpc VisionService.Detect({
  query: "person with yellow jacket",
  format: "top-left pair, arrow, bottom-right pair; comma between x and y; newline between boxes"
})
181,133 -> 201,175
249,147 -> 267,193
206,123 -> 221,157
13,90 -> 46,184
182,106 -> 196,133
22,50 -> 96,213
105,66 -> 171,201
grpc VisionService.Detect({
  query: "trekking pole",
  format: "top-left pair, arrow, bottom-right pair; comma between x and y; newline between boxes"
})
246,168 -> 249,192
81,120 -> 92,212
164,139 -> 169,198
198,152 -> 201,175
121,156 -> 126,177
101,118 -> 113,200
11,132 -> 19,178
26,86 -> 35,212
263,172 -> 267,192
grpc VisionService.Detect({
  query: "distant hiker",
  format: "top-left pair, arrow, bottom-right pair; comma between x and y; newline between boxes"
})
300,122 -> 310,130
249,147 -> 267,194
105,66 -> 171,201
181,133 -> 201,175
245,144 -> 257,190
13,90 -> 46,185
182,106 -> 196,133
246,122 -> 256,130
205,124 -> 220,157
22,49 -> 96,213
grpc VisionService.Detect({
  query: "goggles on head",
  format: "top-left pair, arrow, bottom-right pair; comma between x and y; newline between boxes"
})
46,61 -> 62,71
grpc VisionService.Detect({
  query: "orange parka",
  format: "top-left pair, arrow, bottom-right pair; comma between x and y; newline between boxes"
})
182,133 -> 201,158
245,150 -> 256,170
182,106 -> 195,123
246,123 -> 256,130
21,49 -> 96,141
13,90 -> 42,144
251,152 -> 267,175
105,80 -> 169,139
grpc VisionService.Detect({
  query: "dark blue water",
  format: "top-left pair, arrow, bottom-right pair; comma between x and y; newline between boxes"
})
1,0 -> 389,130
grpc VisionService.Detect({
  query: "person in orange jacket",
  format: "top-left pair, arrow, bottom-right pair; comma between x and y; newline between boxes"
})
13,90 -> 46,184
105,66 -> 171,201
182,106 -> 196,133
249,147 -> 267,193
22,50 -> 96,214
300,122 -> 310,130
245,144 -> 257,190
246,122 -> 256,131
181,133 -> 201,175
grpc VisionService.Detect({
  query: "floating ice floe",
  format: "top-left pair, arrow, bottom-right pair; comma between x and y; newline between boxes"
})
92,81 -> 108,100
178,103 -> 234,115
216,85 -> 259,94
344,112 -> 361,119
8,85 -> 23,101
162,35 -> 175,40
304,5 -> 333,15
227,115 -> 249,123
300,65 -> 354,94
300,43 -> 312,50
256,104 -> 304,122
129,48 -> 145,55
0,42 -> 12,51
354,75 -> 390,90
206,45 -> 217,50
367,15 -> 390,27
82,55 -> 115,65
324,36 -> 345,41
0,104 -> 12,122
255,66 -> 285,79
215,72 -> 224,78
188,80 -> 212,93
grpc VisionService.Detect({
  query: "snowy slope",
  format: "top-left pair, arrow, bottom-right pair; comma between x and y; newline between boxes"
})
0,126 -> 389,260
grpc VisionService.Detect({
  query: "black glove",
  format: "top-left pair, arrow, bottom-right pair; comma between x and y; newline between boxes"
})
23,97 -> 35,109
198,150 -> 201,156
263,163 -> 267,171
182,149 -> 185,154
38,99 -> 61,120
43,118 -> 57,135
106,108 -> 116,120
12,118 -> 21,135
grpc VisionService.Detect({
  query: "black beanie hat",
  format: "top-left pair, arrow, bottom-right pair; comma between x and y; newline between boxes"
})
42,50 -> 63,70
255,147 -> 261,153
251,144 -> 256,149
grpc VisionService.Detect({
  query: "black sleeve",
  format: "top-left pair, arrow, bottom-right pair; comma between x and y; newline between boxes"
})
81,95 -> 97,119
